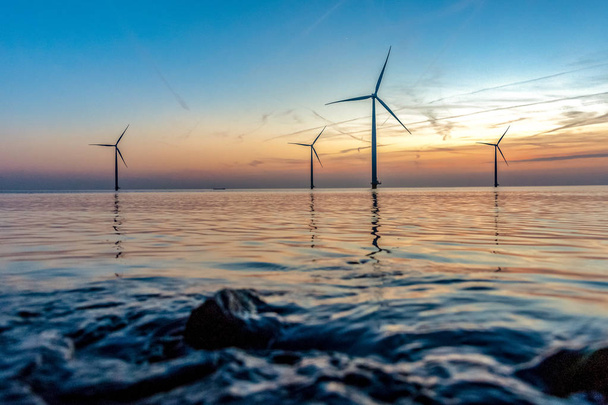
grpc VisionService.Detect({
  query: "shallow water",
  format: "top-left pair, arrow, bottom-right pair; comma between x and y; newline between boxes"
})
0,187 -> 607,404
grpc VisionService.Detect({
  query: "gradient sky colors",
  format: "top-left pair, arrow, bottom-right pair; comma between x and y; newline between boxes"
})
1,0 -> 607,189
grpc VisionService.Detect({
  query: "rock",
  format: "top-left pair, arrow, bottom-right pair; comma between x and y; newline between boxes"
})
517,346 -> 608,399
184,289 -> 280,350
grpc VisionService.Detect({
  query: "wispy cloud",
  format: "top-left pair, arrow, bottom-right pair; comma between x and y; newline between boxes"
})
212,130 -> 230,138
428,62 -> 608,104
329,143 -> 391,156
269,90 -> 608,144
535,111 -> 608,136
421,107 -> 457,140
236,111 -> 273,139
512,153 -> 608,163
398,91 -> 608,130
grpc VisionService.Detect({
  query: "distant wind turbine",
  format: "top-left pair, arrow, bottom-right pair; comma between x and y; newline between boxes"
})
327,47 -> 411,189
289,127 -> 325,189
477,126 -> 509,187
90,125 -> 129,191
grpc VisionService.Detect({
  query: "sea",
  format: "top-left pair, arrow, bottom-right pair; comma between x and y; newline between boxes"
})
0,186 -> 607,404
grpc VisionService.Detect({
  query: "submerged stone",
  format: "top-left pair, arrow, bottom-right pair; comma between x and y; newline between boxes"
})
518,346 -> 608,399
184,289 -> 280,350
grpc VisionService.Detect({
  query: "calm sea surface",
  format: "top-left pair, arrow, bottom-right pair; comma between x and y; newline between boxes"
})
1,187 -> 607,404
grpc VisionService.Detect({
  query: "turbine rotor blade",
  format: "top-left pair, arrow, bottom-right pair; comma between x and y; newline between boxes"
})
117,148 -> 128,168
90,144 -> 114,147
312,146 -> 323,167
326,95 -> 372,105
476,142 -> 495,146
116,124 -> 130,145
312,126 -> 326,146
375,46 -> 391,94
376,97 -> 411,134
497,125 -> 510,145
497,146 -> 509,166
289,143 -> 310,147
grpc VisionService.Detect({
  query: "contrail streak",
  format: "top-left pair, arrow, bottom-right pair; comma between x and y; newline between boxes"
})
302,0 -> 346,37
110,4 -> 191,112
512,152 -> 608,163
152,64 -> 190,111
310,109 -> 369,142
429,62 -> 608,104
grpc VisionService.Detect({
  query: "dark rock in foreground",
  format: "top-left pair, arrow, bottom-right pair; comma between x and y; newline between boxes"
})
517,346 -> 608,400
184,289 -> 280,350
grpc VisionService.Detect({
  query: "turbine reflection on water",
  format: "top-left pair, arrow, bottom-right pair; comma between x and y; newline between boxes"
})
493,190 -> 502,272
309,192 -> 316,249
368,191 -> 390,261
113,193 -> 125,277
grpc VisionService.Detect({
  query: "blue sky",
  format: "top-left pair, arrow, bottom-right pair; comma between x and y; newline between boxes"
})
1,0 -> 607,189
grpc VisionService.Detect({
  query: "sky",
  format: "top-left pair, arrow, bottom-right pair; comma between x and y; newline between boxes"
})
1,0 -> 607,190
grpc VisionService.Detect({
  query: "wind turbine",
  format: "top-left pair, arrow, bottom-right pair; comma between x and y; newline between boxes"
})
326,47 -> 411,189
477,126 -> 509,187
289,127 -> 325,189
90,125 -> 129,191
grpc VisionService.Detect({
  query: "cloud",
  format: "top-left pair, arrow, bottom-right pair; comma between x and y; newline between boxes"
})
428,62 -> 608,104
235,111 -> 274,140
413,153 -> 421,167
512,153 -> 608,163
535,111 -> 608,136
402,91 -> 608,130
421,107 -> 456,140
212,130 -> 229,138
489,117 -> 527,129
333,143 -> 390,155
269,90 -> 608,144
277,109 -> 303,124
337,146 -> 370,154
248,160 -> 264,167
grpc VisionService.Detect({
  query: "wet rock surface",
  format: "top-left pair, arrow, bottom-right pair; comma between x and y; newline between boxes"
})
518,347 -> 608,400
184,289 -> 281,350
